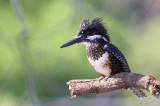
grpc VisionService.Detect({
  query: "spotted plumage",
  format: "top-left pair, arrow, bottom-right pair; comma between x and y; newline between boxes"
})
60,18 -> 147,99
86,40 -> 130,77
104,43 -> 131,73
86,40 -> 105,60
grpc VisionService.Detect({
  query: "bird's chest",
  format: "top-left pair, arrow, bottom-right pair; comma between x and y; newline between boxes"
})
86,46 -> 113,77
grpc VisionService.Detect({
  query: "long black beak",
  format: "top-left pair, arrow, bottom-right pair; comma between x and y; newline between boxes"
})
60,36 -> 83,48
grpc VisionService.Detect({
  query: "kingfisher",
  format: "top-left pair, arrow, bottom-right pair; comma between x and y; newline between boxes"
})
60,18 -> 146,99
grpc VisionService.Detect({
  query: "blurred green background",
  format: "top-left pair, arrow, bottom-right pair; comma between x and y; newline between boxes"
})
0,0 -> 160,106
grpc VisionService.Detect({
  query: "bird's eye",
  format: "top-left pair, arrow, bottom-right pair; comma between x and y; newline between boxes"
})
81,30 -> 86,35
81,31 -> 84,34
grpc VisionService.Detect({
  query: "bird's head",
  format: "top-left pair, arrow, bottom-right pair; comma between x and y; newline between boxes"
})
60,18 -> 110,48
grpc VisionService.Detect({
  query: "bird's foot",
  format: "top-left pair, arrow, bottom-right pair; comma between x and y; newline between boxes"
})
104,76 -> 109,81
97,76 -> 109,82
97,76 -> 104,83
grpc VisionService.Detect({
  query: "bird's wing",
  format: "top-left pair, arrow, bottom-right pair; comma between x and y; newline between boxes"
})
104,43 -> 147,98
104,43 -> 130,73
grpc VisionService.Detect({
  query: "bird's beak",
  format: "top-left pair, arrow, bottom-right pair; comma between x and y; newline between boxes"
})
60,36 -> 83,48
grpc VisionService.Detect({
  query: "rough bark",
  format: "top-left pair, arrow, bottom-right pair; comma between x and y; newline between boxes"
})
67,72 -> 160,100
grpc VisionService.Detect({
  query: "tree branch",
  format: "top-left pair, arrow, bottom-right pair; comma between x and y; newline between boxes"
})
67,72 -> 160,100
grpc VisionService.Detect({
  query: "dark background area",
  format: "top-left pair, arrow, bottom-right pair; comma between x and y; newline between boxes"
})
0,0 -> 160,106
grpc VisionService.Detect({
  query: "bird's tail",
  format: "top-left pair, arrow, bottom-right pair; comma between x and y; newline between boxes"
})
131,87 -> 147,99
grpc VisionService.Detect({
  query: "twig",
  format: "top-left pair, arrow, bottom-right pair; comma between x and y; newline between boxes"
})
10,0 -> 41,105
67,72 -> 160,100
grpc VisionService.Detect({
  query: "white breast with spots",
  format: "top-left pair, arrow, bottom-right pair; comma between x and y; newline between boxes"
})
87,52 -> 112,77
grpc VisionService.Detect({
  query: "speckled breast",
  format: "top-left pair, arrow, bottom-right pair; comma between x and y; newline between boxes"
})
86,44 -> 114,77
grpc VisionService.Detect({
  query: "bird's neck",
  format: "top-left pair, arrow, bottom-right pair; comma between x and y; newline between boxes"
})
86,42 -> 106,60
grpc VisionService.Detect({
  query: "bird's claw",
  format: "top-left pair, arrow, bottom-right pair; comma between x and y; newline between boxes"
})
97,76 -> 109,82
104,76 -> 109,81
97,76 -> 104,83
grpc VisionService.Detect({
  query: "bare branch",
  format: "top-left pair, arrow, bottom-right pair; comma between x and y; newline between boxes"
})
67,72 -> 160,100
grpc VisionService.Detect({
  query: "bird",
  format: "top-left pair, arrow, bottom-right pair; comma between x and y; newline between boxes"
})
60,18 -> 146,99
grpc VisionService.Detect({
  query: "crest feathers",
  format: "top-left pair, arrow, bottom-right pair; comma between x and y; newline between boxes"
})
79,18 -> 110,42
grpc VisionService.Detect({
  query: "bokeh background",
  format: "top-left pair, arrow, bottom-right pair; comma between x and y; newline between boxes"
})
0,0 -> 160,106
